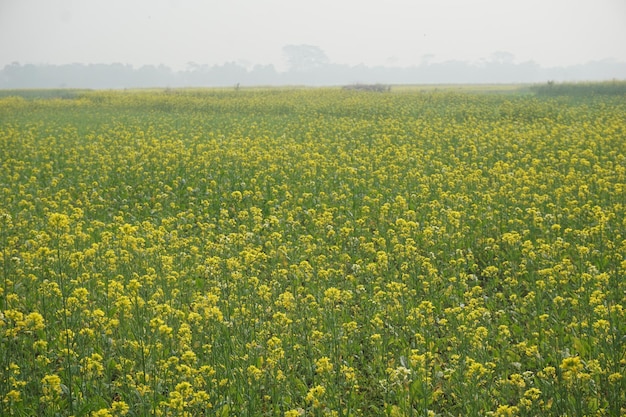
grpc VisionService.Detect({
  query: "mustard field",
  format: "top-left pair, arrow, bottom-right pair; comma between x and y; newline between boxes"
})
0,88 -> 624,416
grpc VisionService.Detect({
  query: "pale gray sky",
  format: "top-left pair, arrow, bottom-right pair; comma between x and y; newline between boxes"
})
1,0 -> 625,71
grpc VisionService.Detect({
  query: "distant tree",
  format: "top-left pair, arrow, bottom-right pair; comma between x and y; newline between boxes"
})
282,44 -> 329,72
420,54 -> 435,66
250,64 -> 279,85
491,51 -> 515,65
186,61 -> 200,71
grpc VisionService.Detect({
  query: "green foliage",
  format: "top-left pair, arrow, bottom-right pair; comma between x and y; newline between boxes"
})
530,80 -> 626,97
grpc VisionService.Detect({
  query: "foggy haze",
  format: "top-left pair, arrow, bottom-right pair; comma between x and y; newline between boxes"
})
1,0 -> 625,87
2,57 -> 626,89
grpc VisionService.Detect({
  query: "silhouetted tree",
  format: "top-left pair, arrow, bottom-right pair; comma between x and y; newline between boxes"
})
282,44 -> 329,72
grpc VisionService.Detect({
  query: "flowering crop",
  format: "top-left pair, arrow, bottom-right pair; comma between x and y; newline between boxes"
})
0,88 -> 624,416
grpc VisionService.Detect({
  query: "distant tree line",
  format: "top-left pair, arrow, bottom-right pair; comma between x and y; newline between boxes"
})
1,58 -> 625,89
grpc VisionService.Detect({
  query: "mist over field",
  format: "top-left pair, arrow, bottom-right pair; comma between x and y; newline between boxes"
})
2,54 -> 626,89
2,0 -> 625,88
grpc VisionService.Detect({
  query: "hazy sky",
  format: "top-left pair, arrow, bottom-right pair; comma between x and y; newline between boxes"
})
1,0 -> 625,71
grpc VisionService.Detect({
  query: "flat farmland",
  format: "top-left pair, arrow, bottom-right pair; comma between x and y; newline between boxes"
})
0,88 -> 624,416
